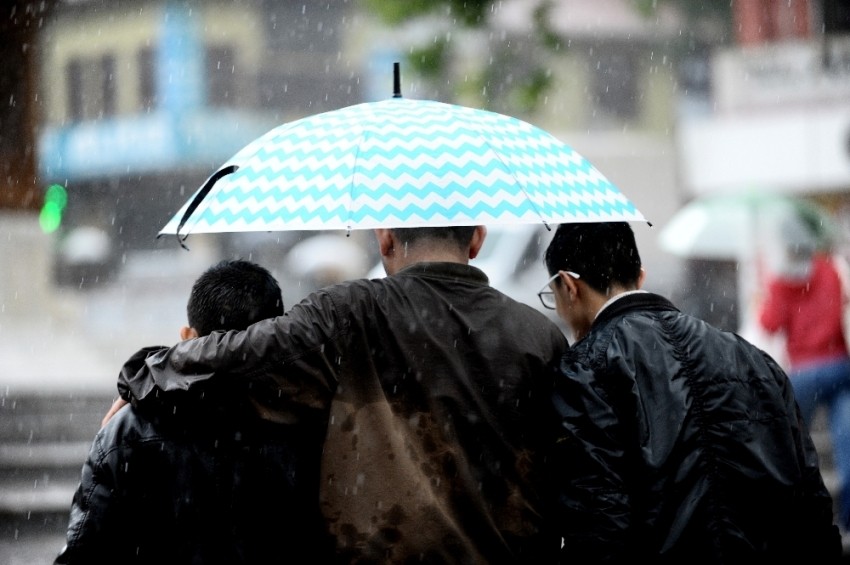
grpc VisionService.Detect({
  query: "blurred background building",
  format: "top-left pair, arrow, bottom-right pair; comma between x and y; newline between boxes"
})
28,0 -> 687,306
2,0 -> 850,561
674,0 -> 850,333
2,0 -> 847,331
36,0 -> 366,293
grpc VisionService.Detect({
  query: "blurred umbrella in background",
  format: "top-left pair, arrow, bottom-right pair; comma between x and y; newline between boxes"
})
159,65 -> 647,246
658,191 -> 838,265
659,190 -> 842,343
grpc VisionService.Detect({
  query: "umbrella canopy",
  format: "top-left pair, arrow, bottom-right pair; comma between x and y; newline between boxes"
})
658,192 -> 837,262
160,93 -> 646,243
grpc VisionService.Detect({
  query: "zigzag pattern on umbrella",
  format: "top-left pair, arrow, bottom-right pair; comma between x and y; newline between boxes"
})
228,102 -> 576,161
161,97 -> 647,235
196,177 -> 634,215
193,166 -> 629,209
180,202 -> 621,229
242,146 -> 605,188
172,186 -> 640,231
250,99 -> 530,128
215,166 -> 611,199
162,172 -> 639,232
242,110 -> 584,144
247,141 -> 572,171
250,122 -> 555,152
199,185 -> 537,217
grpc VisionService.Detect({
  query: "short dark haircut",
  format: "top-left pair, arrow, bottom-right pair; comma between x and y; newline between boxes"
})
391,226 -> 477,250
187,259 -> 283,336
544,222 -> 642,294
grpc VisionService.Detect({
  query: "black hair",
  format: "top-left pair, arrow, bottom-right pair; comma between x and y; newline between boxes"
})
391,226 -> 477,250
187,259 -> 283,336
544,222 -> 642,294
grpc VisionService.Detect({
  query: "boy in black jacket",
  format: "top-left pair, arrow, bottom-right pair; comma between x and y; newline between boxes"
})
55,259 -> 331,564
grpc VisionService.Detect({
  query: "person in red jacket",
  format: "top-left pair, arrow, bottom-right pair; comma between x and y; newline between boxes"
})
759,248 -> 850,532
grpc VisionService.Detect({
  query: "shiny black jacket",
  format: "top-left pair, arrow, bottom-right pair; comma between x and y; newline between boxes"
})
115,262 -> 568,564
55,348 -> 331,565
549,292 -> 842,564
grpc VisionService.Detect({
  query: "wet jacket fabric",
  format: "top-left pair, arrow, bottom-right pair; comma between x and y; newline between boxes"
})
55,347 -> 331,565
549,292 -> 842,564
118,262 -> 569,564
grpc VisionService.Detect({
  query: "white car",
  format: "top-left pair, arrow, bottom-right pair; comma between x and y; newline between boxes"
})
367,224 -> 565,331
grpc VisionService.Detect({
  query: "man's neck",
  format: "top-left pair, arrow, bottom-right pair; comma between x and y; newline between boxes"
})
594,287 -> 647,319
385,248 -> 469,275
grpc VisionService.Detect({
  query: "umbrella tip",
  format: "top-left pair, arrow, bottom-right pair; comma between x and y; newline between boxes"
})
393,62 -> 402,98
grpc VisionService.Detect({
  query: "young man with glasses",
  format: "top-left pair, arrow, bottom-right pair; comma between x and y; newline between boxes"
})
541,221 -> 841,563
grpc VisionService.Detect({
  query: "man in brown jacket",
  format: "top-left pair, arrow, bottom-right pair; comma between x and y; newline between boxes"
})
110,226 -> 568,563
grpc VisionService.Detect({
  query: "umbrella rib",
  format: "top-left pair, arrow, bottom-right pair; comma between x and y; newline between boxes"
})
478,134 -> 551,230
345,129 -> 368,233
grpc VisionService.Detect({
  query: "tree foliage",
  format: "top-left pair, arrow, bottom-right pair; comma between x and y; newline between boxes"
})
362,0 -> 733,111
363,0 -> 492,27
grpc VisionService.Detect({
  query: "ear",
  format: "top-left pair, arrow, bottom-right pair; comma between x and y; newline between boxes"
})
468,226 -> 487,260
180,326 -> 199,341
637,267 -> 647,289
560,271 -> 581,301
374,229 -> 394,258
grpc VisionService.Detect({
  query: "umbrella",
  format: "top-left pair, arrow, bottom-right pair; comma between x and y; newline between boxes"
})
659,191 -> 840,340
658,191 -> 837,262
160,64 -> 647,245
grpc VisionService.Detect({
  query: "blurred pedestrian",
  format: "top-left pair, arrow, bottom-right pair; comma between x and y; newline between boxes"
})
542,222 -> 841,563
55,259 -> 331,564
758,238 -> 850,533
103,227 -> 569,563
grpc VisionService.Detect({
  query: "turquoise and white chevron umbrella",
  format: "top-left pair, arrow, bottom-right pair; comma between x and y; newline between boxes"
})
160,96 -> 646,242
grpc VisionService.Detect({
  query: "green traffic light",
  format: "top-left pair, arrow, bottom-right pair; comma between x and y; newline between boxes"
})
39,202 -> 63,233
45,184 -> 67,208
39,184 -> 68,233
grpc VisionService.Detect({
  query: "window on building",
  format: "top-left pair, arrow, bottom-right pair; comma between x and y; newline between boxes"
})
206,44 -> 236,107
67,58 -> 84,121
138,46 -> 156,112
592,48 -> 638,122
824,0 -> 850,34
101,54 -> 116,117
65,54 -> 118,121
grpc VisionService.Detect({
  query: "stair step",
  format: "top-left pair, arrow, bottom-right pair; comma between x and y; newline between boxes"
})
0,442 -> 90,469
0,479 -> 77,514
0,444 -> 84,516
0,393 -> 112,443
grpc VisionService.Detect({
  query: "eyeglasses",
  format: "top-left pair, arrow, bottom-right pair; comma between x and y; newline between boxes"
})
537,271 -> 580,310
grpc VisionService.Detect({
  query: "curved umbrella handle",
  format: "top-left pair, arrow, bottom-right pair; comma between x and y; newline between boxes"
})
173,165 -> 238,250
